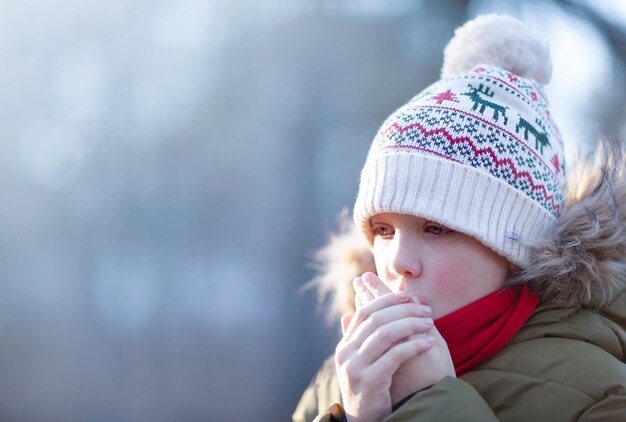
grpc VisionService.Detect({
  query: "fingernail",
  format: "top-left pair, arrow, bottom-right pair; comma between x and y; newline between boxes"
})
396,291 -> 408,300
421,305 -> 432,314
362,273 -> 373,284
410,295 -> 420,304
424,318 -> 434,327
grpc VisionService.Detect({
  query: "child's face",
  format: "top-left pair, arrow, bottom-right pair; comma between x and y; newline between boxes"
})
370,213 -> 510,319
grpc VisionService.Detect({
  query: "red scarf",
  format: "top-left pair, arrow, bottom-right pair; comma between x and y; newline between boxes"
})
434,287 -> 539,376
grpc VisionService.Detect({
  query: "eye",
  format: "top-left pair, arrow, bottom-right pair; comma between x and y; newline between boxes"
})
425,224 -> 450,235
371,223 -> 394,239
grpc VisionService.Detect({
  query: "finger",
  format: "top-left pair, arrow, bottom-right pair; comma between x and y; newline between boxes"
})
341,314 -> 352,335
344,291 -> 409,339
353,277 -> 375,307
357,317 -> 435,364
348,302 -> 433,347
355,295 -> 363,310
362,272 -> 392,298
367,336 -> 436,381
428,323 -> 450,349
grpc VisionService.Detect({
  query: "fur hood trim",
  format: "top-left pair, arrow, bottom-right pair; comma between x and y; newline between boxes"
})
309,210 -> 375,323
510,136 -> 626,308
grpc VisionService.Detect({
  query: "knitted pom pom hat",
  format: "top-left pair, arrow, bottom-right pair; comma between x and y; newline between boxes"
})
353,14 -> 566,267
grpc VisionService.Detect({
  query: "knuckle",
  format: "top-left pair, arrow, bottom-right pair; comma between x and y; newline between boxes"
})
411,317 -> 428,330
372,327 -> 391,343
343,360 -> 361,381
335,341 -> 348,358
335,344 -> 349,363
368,313 -> 381,327
409,304 -> 422,317
390,343 -> 411,358
359,317 -> 374,333
353,308 -> 367,324
411,317 -> 423,328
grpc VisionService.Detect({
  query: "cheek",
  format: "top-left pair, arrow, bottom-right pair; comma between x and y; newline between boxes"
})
428,249 -> 507,303
430,262 -> 473,297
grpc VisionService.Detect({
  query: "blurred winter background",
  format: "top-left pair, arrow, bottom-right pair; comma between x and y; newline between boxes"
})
0,0 -> 625,420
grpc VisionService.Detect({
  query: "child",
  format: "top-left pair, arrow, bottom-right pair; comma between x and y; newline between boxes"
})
295,14 -> 626,422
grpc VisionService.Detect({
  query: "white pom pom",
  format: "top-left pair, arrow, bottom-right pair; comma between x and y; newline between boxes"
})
441,14 -> 552,84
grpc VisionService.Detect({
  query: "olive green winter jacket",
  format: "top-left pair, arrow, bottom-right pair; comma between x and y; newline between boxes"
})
293,144 -> 626,421
294,296 -> 626,421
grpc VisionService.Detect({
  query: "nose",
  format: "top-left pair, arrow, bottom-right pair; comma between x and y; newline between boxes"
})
388,233 -> 422,284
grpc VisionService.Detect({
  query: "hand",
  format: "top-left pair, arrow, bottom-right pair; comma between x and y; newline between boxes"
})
335,286 -> 435,422
354,273 -> 456,406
